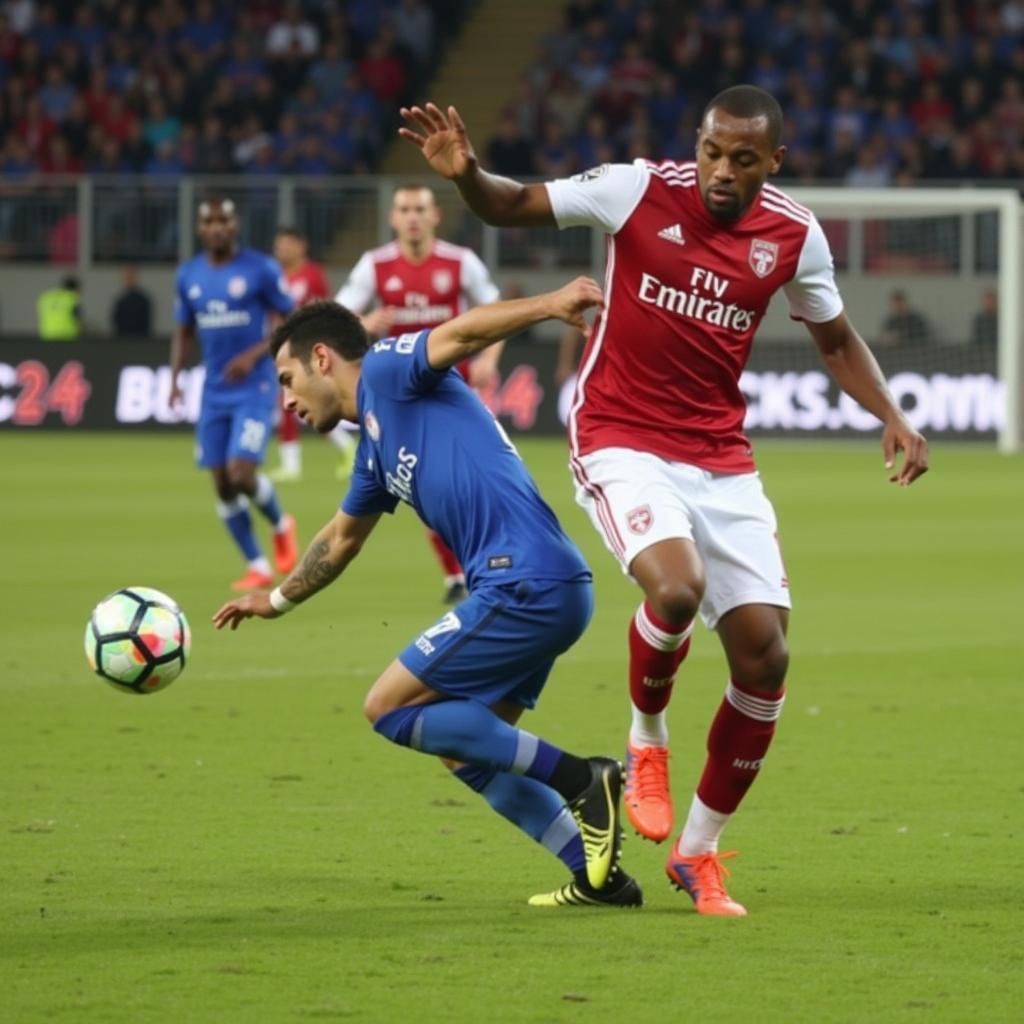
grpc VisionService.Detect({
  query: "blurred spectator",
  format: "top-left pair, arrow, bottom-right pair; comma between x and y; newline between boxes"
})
47,210 -> 77,264
879,290 -> 932,347
970,288 -> 998,347
110,266 -> 152,338
392,0 -> 435,69
308,39 -> 352,100
266,1 -> 319,58
535,118 -> 574,179
358,28 -> 407,103
845,137 -> 891,187
486,109 -> 535,176
37,274 -> 81,341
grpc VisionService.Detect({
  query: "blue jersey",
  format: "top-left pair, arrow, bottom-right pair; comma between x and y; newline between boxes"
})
175,248 -> 294,405
342,330 -> 591,590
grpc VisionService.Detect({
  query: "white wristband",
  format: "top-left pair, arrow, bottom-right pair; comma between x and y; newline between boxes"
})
269,587 -> 296,614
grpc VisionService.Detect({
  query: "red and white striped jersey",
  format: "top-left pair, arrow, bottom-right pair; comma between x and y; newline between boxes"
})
546,160 -> 844,473
335,239 -> 499,333
284,260 -> 330,307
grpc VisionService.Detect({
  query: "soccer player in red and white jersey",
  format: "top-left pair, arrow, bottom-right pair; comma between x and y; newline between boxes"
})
269,227 -> 356,483
335,182 -> 503,604
400,87 -> 929,913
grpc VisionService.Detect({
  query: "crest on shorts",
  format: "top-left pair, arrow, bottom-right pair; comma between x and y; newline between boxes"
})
364,410 -> 380,441
432,269 -> 452,293
626,505 -> 653,535
748,239 -> 779,278
228,275 -> 248,298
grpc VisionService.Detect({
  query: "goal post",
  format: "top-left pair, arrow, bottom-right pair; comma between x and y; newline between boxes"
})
779,187 -> 1022,453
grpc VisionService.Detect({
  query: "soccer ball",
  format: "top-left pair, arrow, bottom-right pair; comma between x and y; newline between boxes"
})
84,586 -> 192,695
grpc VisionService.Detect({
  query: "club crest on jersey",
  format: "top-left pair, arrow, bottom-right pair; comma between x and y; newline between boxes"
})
626,505 -> 653,535
749,239 -> 779,278
364,410 -> 380,441
228,275 -> 248,298
432,269 -> 452,293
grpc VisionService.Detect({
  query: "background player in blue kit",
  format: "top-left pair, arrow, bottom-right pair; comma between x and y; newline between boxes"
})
213,277 -> 641,908
171,197 -> 300,592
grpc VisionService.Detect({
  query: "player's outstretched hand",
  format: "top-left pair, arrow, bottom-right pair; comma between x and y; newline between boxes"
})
398,103 -> 477,180
883,416 -> 929,486
547,277 -> 605,331
212,591 -> 281,631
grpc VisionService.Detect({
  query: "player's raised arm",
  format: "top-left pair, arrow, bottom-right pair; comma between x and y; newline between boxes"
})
399,103 -> 555,227
805,313 -> 929,486
426,277 -> 602,372
212,510 -> 382,629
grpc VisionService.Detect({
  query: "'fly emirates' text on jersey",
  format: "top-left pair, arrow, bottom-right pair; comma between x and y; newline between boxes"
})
546,161 -> 844,473
175,248 -> 295,404
342,330 -> 590,591
335,239 -> 499,333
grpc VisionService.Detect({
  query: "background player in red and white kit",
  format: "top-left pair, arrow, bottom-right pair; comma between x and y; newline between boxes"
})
270,227 -> 356,483
401,87 -> 929,913
334,182 -> 503,604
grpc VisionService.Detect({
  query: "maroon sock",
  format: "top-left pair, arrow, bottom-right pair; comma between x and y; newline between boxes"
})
696,680 -> 785,814
628,601 -> 693,715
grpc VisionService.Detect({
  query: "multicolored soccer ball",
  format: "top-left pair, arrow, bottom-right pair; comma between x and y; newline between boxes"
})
84,587 -> 191,694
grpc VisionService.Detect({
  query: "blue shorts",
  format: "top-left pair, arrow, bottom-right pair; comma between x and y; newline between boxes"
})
398,577 -> 594,709
195,401 -> 275,468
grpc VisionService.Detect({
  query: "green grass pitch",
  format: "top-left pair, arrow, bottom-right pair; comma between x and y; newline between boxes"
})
1,433 -> 1021,1023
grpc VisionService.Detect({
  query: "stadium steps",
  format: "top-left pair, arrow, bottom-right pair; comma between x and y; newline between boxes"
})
328,0 -> 559,268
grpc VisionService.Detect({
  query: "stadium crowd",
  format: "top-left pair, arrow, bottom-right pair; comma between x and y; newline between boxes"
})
486,0 -> 1024,184
0,0 -> 462,177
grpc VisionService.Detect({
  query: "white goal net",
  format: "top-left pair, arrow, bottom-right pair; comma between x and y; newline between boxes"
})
753,187 -> 1021,452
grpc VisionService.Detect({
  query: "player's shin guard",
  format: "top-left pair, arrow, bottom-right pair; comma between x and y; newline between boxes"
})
252,473 -> 285,530
427,529 -> 464,580
678,680 -> 785,855
628,601 -> 693,745
453,765 -> 585,875
216,495 -> 261,561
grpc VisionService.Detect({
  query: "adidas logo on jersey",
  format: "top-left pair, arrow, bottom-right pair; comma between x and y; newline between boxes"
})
657,223 -> 686,246
384,275 -> 403,291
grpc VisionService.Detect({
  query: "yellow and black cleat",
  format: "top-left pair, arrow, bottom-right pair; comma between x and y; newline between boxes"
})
529,870 -> 643,909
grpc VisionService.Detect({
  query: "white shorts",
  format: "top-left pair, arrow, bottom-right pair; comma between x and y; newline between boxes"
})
571,447 -> 791,630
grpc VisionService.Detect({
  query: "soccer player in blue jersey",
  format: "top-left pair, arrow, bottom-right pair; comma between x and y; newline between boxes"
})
213,278 -> 641,908
171,197 -> 301,591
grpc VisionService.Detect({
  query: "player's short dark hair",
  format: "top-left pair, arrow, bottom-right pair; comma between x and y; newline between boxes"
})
271,300 -> 369,365
274,226 -> 306,242
703,85 -> 784,148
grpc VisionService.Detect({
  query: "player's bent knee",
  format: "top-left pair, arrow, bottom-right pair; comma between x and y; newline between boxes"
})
737,639 -> 789,693
225,464 -> 256,493
646,579 -> 703,625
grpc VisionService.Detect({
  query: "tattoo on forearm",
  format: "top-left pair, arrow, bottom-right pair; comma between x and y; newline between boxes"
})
283,537 -> 343,601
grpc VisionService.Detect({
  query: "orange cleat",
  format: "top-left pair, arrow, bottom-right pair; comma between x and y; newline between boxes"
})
665,850 -> 747,916
230,568 -> 274,592
625,741 -> 673,842
273,514 -> 298,574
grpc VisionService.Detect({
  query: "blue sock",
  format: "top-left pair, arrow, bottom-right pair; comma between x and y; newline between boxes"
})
373,700 -> 572,787
253,473 -> 284,529
217,496 -> 261,561
454,766 -> 586,875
